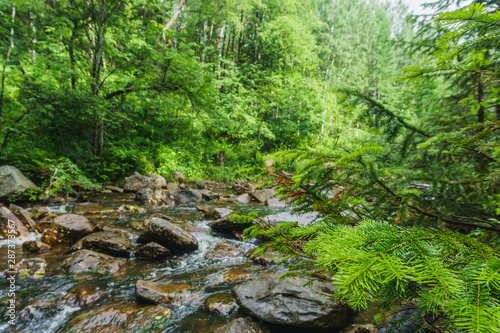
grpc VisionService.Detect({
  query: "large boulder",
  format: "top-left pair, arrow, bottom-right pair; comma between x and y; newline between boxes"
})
0,165 -> 37,197
41,214 -> 93,246
199,207 -> 233,220
70,231 -> 134,257
209,219 -> 252,234
250,189 -> 275,203
62,249 -> 126,274
136,188 -> 172,206
123,172 -> 167,192
137,217 -> 198,251
135,280 -> 202,306
170,190 -> 202,205
232,276 -> 353,329
231,193 -> 252,204
213,317 -> 264,333
233,181 -> 254,194
0,205 -> 28,239
9,204 -> 38,231
136,242 -> 171,260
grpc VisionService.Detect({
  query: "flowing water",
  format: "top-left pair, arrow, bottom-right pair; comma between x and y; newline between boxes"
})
0,192 -> 375,332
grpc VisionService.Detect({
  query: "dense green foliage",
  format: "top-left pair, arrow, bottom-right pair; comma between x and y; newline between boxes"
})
236,2 -> 500,332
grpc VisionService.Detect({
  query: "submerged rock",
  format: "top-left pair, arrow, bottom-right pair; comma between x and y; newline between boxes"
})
137,217 -> 198,251
223,269 -> 254,283
209,219 -> 252,234
22,240 -> 51,253
73,202 -> 112,215
245,249 -> 287,266
135,280 -> 203,306
70,231 -> 134,257
205,293 -> 238,316
213,317 -> 264,333
41,214 -> 93,246
0,165 -> 37,197
117,204 -> 146,213
232,276 -> 353,329
136,242 -> 171,260
62,249 -> 126,274
205,242 -> 239,259
63,303 -> 171,332
63,285 -> 106,308
11,258 -> 47,278
0,205 -> 28,239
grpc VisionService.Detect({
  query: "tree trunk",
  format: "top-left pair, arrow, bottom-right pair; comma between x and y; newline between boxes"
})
0,4 -> 15,120
478,79 -> 485,123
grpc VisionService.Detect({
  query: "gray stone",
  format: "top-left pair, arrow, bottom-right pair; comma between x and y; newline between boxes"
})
250,189 -> 275,203
0,165 -> 37,197
22,240 -> 51,253
232,276 -> 353,329
136,242 -> 171,260
11,258 -> 47,278
41,214 -> 93,246
135,280 -> 202,306
262,211 -> 321,227
70,231 -> 134,257
172,171 -> 186,183
123,172 -> 166,192
137,217 -> 198,251
9,204 -> 38,231
265,197 -> 287,207
231,193 -> 252,204
205,293 -> 238,316
62,249 -> 126,274
233,181 -> 254,194
0,205 -> 28,239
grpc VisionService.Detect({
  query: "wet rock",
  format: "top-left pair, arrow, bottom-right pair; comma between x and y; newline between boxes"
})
22,240 -> 51,253
172,171 -> 186,183
262,211 -> 321,227
70,231 -> 134,257
250,189 -> 275,203
200,190 -> 220,201
62,249 -> 126,274
343,324 -> 377,333
0,165 -> 37,197
117,204 -> 146,213
223,269 -> 254,283
136,188 -> 168,206
12,258 -> 47,278
168,189 -> 202,205
232,276 -> 353,329
63,285 -> 105,308
233,181 -> 254,194
202,207 -> 233,220
377,308 -> 423,333
27,206 -> 50,221
73,202 -> 112,215
124,172 -> 167,192
205,293 -> 238,315
38,215 -> 54,230
0,205 -> 28,239
63,303 -> 171,332
147,213 -> 173,222
136,242 -> 171,260
137,217 -> 198,251
104,185 -> 124,193
246,249 -> 287,266
135,280 -> 203,306
205,242 -> 239,259
265,197 -> 287,207
17,298 -> 57,321
129,221 -> 145,231
9,204 -> 38,231
210,219 -> 252,234
231,193 -> 252,204
41,214 -> 93,246
213,317 -> 264,333
45,196 -> 66,205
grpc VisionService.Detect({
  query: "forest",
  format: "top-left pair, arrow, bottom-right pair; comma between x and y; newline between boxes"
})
0,0 -> 500,332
